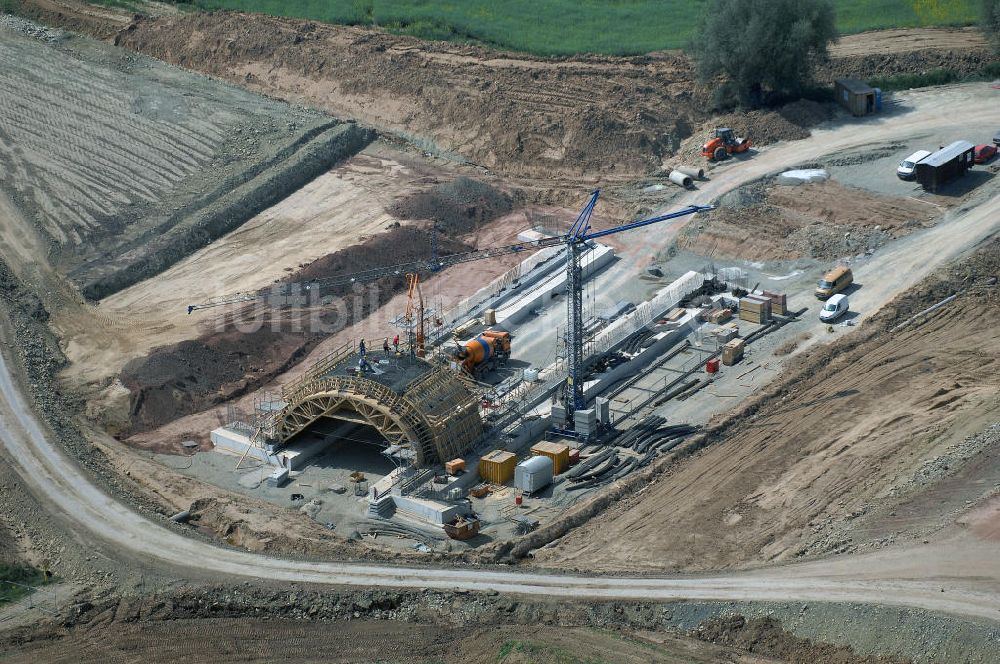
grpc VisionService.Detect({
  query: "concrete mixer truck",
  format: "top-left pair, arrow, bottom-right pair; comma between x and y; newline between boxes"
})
452,329 -> 512,378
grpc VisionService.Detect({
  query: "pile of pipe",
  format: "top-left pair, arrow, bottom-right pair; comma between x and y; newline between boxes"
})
561,416 -> 698,490
621,329 -> 656,355
359,519 -> 447,546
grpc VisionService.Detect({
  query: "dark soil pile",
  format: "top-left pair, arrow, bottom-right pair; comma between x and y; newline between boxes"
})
119,226 -> 474,436
119,329 -> 310,435
292,225 -> 469,290
712,99 -> 836,149
694,615 -> 912,664
389,178 -> 514,234
815,49 -> 995,83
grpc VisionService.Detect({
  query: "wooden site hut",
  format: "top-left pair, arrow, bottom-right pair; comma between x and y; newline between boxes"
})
834,79 -> 878,116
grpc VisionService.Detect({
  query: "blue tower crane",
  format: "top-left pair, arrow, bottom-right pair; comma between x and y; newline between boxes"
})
561,191 -> 712,414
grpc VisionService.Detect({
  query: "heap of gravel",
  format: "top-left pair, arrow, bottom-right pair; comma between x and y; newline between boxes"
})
0,13 -> 66,42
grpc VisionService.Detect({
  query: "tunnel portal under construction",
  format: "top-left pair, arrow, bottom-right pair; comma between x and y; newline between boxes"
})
259,343 -> 483,468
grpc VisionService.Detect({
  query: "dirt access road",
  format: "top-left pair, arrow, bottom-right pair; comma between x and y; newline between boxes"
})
2,342 -> 1000,621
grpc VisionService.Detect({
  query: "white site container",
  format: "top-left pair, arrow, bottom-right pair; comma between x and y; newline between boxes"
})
514,455 -> 554,494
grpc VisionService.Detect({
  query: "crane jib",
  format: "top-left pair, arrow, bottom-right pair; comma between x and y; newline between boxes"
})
186,194 -> 711,313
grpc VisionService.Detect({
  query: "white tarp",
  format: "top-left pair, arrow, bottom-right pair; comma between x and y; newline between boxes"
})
776,168 -> 829,185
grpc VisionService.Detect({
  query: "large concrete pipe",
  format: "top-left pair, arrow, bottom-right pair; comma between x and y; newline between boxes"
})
676,165 -> 705,179
668,170 -> 693,188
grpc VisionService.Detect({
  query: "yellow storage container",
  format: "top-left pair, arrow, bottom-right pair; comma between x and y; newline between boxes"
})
479,450 -> 517,484
530,441 -> 571,475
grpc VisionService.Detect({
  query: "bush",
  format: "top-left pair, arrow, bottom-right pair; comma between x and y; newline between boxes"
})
984,0 -> 1000,52
0,564 -> 48,605
689,0 -> 838,108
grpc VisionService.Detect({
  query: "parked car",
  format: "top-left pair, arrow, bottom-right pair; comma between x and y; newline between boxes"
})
994,129 -> 1000,146
815,266 -> 853,299
974,143 -> 997,164
819,294 -> 849,322
896,149 -> 931,180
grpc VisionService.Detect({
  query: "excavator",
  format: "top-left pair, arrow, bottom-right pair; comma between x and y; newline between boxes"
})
701,127 -> 752,161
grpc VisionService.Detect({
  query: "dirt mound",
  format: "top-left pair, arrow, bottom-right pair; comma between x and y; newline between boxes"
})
389,177 -> 513,234
677,179 -> 935,261
119,329 -> 310,435
291,225 -> 469,287
108,11 -> 698,181
118,226 -> 472,436
778,99 -> 836,128
673,99 -> 836,164
694,615 -> 911,663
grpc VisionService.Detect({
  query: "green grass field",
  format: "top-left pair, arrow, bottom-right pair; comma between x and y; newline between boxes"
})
181,0 -> 980,56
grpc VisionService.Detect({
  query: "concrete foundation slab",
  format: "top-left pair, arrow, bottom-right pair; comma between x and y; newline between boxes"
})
210,427 -> 279,466
393,495 -> 464,525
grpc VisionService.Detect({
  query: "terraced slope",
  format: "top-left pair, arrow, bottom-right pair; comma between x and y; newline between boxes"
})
0,34 -> 223,244
0,25 -> 372,299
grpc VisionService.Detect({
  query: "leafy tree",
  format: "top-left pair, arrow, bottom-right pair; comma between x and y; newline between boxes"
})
984,0 -> 1000,53
689,0 -> 837,108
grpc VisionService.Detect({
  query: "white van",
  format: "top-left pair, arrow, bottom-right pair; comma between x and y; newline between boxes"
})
820,294 -> 849,322
897,149 -> 931,180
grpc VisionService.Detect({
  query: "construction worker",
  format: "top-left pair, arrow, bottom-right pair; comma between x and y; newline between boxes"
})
358,338 -> 366,357
393,334 -> 400,354
383,337 -> 390,357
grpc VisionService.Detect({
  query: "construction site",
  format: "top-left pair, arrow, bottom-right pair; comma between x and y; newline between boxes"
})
0,2 -> 999,663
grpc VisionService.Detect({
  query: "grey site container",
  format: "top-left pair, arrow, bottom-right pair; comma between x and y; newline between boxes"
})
514,455 -> 554,494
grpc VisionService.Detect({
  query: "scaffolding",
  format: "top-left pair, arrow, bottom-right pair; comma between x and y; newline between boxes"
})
261,357 -> 481,468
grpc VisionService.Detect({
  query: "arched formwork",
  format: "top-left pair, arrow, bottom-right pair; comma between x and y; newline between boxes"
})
272,365 -> 481,467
